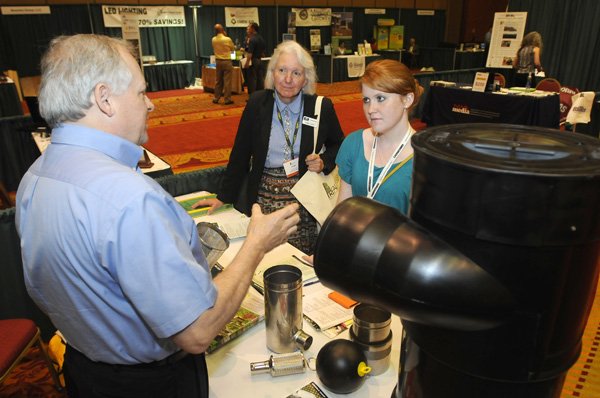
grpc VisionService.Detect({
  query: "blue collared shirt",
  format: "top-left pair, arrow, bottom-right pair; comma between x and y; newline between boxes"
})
265,91 -> 304,168
16,124 -> 217,364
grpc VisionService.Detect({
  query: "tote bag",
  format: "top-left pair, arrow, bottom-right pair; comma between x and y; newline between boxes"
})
291,96 -> 340,225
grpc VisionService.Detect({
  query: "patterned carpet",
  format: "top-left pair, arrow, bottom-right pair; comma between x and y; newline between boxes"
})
561,279 -> 600,397
0,345 -> 66,398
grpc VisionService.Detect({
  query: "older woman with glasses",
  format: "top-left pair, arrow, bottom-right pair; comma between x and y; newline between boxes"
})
194,40 -> 344,254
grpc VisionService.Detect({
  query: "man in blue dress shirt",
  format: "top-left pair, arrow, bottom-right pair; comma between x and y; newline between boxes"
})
15,34 -> 299,398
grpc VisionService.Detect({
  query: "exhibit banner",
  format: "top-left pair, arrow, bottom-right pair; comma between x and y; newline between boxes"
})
310,29 -> 321,52
287,12 -> 296,34
292,8 -> 332,27
102,6 -> 185,28
224,7 -> 259,28
377,18 -> 395,26
376,26 -> 390,50
332,12 -> 352,37
486,12 -> 527,68
389,26 -> 404,50
365,9 -> 386,15
122,16 -> 142,68
1,6 -> 50,15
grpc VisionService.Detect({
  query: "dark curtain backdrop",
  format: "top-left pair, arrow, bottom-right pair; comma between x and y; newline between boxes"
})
400,9 -> 447,48
89,5 -> 197,67
0,5 -> 92,76
1,5 -> 445,79
0,5 -> 197,77
508,0 -> 600,90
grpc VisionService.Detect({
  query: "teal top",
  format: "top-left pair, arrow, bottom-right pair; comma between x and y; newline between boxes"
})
336,129 -> 413,214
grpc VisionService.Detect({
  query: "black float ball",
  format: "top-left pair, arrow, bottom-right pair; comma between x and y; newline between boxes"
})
316,339 -> 371,394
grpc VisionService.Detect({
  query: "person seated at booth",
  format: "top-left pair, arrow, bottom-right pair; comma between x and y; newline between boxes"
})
335,42 -> 347,56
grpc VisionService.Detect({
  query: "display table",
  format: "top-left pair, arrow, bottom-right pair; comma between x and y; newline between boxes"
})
311,53 -> 333,84
454,49 -> 487,69
0,81 -> 23,117
422,85 -> 561,128
143,60 -> 195,92
378,49 -> 405,62
32,132 -> 172,178
180,198 -> 403,398
419,47 -> 455,71
332,54 -> 380,82
201,65 -> 243,94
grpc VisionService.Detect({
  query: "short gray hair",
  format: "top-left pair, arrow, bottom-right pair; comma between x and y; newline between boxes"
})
39,34 -> 135,128
264,41 -> 317,95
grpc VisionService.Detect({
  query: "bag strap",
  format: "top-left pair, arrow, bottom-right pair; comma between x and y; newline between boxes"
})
382,154 -> 413,184
313,96 -> 324,154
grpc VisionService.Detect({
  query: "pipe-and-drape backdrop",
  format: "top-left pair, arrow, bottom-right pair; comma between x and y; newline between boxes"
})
1,2 -> 598,90
507,0 -> 600,91
0,5 -> 446,77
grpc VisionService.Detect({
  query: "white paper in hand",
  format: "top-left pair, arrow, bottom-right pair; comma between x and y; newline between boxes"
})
291,168 -> 340,225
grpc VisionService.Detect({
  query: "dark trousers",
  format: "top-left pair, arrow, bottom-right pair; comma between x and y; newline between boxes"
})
64,345 -> 209,398
246,59 -> 264,95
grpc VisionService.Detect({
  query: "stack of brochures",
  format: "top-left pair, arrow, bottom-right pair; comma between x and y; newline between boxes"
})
177,193 -> 233,218
302,283 -> 355,332
206,282 -> 265,354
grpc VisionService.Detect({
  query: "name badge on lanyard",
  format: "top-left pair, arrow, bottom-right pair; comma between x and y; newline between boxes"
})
302,116 -> 318,127
283,158 -> 299,178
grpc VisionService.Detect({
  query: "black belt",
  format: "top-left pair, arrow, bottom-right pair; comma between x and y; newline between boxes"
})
67,345 -> 189,370
132,349 -> 189,369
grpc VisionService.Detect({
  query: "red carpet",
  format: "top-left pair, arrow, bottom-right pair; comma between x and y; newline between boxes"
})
144,90 -> 370,174
144,82 -> 428,174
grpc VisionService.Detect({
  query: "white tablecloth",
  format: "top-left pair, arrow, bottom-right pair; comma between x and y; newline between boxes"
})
176,194 -> 403,398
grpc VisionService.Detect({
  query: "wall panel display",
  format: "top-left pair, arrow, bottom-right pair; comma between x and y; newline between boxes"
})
291,8 -> 332,27
224,7 -> 259,28
486,11 -> 527,69
102,6 -> 185,28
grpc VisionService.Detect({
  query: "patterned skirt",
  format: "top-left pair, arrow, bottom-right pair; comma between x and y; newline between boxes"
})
257,167 -> 317,255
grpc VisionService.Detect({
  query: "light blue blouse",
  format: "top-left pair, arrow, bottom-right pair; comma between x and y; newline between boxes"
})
265,91 -> 303,167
